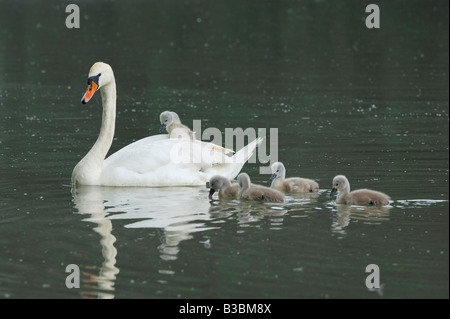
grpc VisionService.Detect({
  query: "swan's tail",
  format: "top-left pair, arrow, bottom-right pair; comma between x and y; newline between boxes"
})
206,137 -> 264,180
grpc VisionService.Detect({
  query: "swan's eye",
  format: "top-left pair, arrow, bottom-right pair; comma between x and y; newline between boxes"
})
165,120 -> 168,122
276,170 -> 279,173
87,74 -> 101,88
335,183 -> 338,186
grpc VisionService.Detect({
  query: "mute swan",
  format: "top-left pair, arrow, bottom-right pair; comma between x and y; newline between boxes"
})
71,62 -> 262,187
237,173 -> 285,202
207,175 -> 240,199
270,162 -> 319,193
330,175 -> 390,206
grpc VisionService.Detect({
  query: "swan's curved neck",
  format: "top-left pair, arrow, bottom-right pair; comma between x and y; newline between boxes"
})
94,82 -> 116,160
238,176 -> 250,196
337,183 -> 350,201
72,81 -> 116,185
343,181 -> 350,193
279,167 -> 286,180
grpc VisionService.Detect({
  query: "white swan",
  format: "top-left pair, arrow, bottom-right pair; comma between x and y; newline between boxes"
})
71,62 -> 262,187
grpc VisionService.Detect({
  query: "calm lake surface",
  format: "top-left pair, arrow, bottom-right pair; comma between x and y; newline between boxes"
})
0,0 -> 448,298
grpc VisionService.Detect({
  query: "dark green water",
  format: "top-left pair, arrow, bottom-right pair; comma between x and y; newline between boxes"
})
0,0 -> 448,298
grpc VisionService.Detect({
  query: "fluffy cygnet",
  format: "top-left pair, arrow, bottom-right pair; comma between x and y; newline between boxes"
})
330,175 -> 390,206
159,111 -> 234,154
270,162 -> 319,193
159,111 -> 195,140
207,175 -> 240,199
237,173 -> 284,202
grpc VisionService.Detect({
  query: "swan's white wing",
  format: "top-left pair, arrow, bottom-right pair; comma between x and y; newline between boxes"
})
101,135 -> 232,186
103,134 -> 168,165
99,134 -> 262,187
169,127 -> 194,140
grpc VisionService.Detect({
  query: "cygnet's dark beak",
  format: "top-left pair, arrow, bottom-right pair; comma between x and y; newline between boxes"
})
159,124 -> 167,133
330,187 -> 337,197
208,188 -> 215,200
269,173 -> 277,181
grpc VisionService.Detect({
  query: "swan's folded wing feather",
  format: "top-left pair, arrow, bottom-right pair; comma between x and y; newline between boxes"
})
103,134 -> 168,167
99,135 -> 261,186
101,136 -> 236,186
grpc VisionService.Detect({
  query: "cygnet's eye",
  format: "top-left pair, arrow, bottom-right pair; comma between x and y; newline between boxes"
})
335,183 -> 339,186
276,170 -> 279,173
165,119 -> 168,122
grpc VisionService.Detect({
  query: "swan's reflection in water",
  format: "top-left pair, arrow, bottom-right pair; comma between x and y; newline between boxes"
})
208,200 -> 288,231
72,186 -> 119,299
73,186 -> 214,264
104,186 -> 215,261
330,204 -> 392,238
72,185 -> 291,297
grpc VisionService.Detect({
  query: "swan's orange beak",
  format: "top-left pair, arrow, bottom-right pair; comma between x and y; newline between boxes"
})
81,82 -> 98,104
